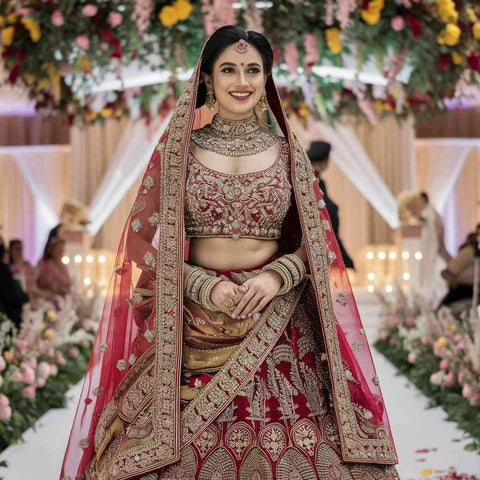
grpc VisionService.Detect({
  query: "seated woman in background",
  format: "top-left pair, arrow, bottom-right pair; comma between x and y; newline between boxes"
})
439,223 -> 480,311
36,236 -> 71,301
9,240 -> 35,294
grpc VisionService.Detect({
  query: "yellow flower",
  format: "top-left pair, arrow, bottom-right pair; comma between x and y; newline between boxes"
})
7,13 -> 18,24
37,78 -> 49,90
446,323 -> 457,332
421,468 -> 432,477
325,27 -> 342,55
85,110 -> 97,122
159,5 -> 179,26
43,328 -> 54,339
114,108 -> 124,117
100,107 -> 113,117
444,23 -> 461,46
1,26 -> 14,46
473,22 -> 480,41
46,310 -> 57,322
451,51 -> 463,64
0,16 -> 4,27
361,0 -> 384,25
23,73 -> 36,84
174,0 -> 193,21
298,105 -> 309,117
79,54 -> 92,73
21,17 -> 41,42
436,336 -> 448,347
466,7 -> 477,23
437,0 -> 458,23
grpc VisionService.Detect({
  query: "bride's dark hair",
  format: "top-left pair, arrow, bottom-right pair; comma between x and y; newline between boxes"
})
196,25 -> 274,109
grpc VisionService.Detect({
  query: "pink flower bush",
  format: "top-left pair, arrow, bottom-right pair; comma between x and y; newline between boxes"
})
76,35 -> 90,50
68,347 -> 80,359
407,351 -> 417,364
36,377 -> 46,388
303,33 -> 319,71
439,358 -> 449,370
20,363 -> 36,384
391,16 -> 405,31
283,42 -> 298,74
444,371 -> 455,387
22,385 -> 36,399
82,4 -> 98,17
0,356 -> 6,372
37,361 -> 51,379
55,351 -> 66,366
11,370 -> 23,383
462,383 -> 473,399
108,12 -> 123,27
51,9 -> 64,26
0,405 -> 12,421
430,371 -> 443,386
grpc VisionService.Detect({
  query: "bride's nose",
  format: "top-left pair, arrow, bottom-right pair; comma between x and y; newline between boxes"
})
235,69 -> 249,87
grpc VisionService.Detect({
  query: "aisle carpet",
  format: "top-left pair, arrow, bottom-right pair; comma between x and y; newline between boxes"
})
0,291 -> 478,479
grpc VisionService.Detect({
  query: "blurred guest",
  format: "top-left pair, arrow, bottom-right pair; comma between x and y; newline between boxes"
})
439,224 -> 480,309
307,141 -> 355,269
9,239 -> 34,294
37,236 -> 71,299
0,237 -> 28,326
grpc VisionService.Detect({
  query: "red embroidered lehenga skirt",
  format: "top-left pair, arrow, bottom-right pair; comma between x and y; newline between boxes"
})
144,262 -> 400,480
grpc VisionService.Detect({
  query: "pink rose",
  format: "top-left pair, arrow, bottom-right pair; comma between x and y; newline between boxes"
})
24,357 -> 37,370
55,351 -> 66,366
458,368 -> 470,385
37,361 -> 51,379
0,405 -> 12,421
22,385 -> 36,399
50,364 -> 58,376
68,347 -> 79,359
379,330 -> 389,340
15,339 -> 28,355
430,371 -> 443,386
80,339 -> 89,347
82,319 -> 95,331
439,358 -> 449,370
421,336 -> 430,345
0,356 -> 5,372
19,8 -> 32,15
407,352 -> 417,364
76,35 -> 90,50
11,370 -> 24,382
0,394 -> 9,407
469,393 -> 480,406
82,4 -> 98,17
36,377 -> 46,388
445,371 -> 455,387
462,383 -> 473,399
20,364 -> 36,384
108,12 -> 123,27
51,9 -> 64,26
391,16 -> 405,31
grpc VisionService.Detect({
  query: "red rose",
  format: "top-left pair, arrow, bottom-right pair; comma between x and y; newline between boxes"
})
467,51 -> 480,71
406,14 -> 422,40
438,53 -> 451,72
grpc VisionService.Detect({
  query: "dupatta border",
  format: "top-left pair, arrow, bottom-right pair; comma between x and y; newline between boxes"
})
110,66 -> 200,478
289,134 -> 397,464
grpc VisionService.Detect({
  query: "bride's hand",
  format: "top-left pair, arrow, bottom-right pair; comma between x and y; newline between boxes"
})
210,280 -> 247,316
231,271 -> 283,320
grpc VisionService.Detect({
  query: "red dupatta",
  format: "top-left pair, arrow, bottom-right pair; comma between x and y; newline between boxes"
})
61,46 -> 397,480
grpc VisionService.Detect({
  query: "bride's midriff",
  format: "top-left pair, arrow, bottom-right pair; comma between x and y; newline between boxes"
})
188,237 -> 278,270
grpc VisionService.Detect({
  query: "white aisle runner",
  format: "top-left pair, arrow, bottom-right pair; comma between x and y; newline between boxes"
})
0,292 -> 479,479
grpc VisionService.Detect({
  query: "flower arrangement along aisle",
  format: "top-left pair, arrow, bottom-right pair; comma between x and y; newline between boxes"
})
0,286 -> 102,452
374,287 -> 480,453
0,1 -> 479,123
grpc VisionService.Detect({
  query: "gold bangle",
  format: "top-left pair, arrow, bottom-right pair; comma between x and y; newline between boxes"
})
223,298 -> 236,312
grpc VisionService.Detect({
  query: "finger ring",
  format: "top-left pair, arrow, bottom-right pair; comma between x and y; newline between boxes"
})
238,286 -> 248,294
253,312 -> 261,321
223,298 -> 236,312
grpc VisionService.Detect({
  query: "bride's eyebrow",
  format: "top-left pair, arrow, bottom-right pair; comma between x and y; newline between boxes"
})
218,62 -> 262,68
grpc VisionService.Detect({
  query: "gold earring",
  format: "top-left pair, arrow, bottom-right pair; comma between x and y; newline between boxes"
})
257,92 -> 268,112
206,89 -> 216,110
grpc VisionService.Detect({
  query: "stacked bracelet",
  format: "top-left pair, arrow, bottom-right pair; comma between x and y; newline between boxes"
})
262,254 -> 307,296
184,267 -> 222,312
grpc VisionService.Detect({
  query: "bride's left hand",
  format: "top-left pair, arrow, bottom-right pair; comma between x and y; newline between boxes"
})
231,271 -> 283,320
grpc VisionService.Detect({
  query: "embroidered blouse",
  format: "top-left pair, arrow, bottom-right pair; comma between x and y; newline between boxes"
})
185,138 -> 292,240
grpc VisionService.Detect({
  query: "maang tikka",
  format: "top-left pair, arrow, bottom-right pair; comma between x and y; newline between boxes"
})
235,39 -> 249,54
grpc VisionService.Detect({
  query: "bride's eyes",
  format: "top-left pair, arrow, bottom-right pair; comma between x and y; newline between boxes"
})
220,67 -> 262,74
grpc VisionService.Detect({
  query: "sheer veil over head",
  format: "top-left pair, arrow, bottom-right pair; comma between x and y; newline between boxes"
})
61,26 -> 397,480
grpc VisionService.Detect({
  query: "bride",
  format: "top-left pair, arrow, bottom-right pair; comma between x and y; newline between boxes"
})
61,26 -> 399,479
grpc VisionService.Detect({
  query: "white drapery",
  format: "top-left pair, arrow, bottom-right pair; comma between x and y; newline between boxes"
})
310,121 -> 400,229
0,145 -> 70,261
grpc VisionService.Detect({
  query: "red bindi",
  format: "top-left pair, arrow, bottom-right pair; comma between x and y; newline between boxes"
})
240,62 -> 244,66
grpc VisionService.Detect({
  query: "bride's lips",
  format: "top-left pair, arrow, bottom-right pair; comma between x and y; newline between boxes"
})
229,91 -> 253,101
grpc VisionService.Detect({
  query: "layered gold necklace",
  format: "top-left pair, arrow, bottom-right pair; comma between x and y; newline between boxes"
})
191,114 -> 277,157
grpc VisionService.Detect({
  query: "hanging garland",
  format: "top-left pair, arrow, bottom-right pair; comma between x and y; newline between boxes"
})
0,0 -> 479,124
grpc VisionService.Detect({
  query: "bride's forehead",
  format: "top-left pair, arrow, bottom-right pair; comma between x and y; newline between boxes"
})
214,44 -> 262,66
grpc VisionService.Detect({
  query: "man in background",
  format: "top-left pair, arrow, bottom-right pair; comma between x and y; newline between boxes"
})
307,141 -> 355,270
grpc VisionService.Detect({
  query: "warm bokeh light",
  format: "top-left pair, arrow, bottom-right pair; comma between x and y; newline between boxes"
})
83,277 -> 92,286
389,251 -> 397,260
367,272 -> 375,281
378,251 -> 386,260
74,255 -> 82,263
385,284 -> 393,293
402,251 -> 410,260
414,252 -> 423,261
98,255 -> 106,263
367,285 -> 375,293
61,256 -> 70,265
86,255 -> 94,263
366,251 -> 374,260
403,273 -> 411,281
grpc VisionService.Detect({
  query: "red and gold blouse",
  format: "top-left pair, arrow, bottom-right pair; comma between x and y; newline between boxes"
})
185,138 -> 292,240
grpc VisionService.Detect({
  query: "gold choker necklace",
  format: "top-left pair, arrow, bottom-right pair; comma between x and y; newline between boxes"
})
191,114 -> 277,157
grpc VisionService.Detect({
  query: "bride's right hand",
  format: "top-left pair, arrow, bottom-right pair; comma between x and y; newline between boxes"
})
210,280 -> 246,316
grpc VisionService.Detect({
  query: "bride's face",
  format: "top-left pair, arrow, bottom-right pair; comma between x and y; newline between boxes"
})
204,43 -> 266,120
